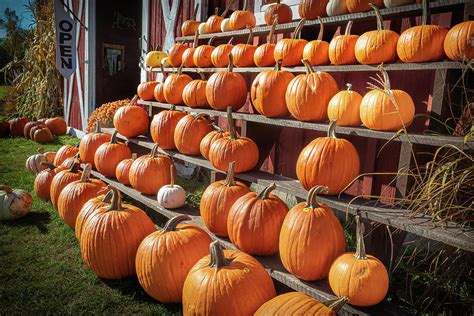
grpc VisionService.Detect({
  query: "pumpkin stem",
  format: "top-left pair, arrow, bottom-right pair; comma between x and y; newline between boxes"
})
354,215 -> 368,260
128,95 -> 138,106
154,44 -> 162,51
301,59 -> 314,74
40,161 -> 56,170
346,83 -> 352,91
327,120 -> 337,138
107,186 -> 124,211
95,121 -> 102,133
80,163 -> 92,182
221,4 -> 230,17
209,36 -> 217,46
242,0 -> 249,11
209,240 -> 229,268
422,0 -> 430,25
305,185 -> 329,208
323,297 -> 349,313
369,3 -> 384,31
102,188 -> 114,203
317,16 -> 324,41
227,37 -> 234,45
177,63 -> 185,75
0,185 -> 13,194
227,53 -> 234,72
215,7 -> 219,16
226,107 -> 238,140
110,130 -> 119,144
132,153 -> 137,160
269,16 -> 278,43
68,161 -> 81,173
223,161 -> 236,187
274,59 -> 283,71
246,26 -> 254,45
193,113 -> 209,121
192,3 -> 199,20
37,147 -> 45,154
257,182 -> 276,199
163,214 -> 191,232
345,21 -> 353,35
193,30 -> 199,48
169,104 -> 176,111
159,61 -> 167,79
198,71 -> 206,80
151,144 -> 160,157
293,18 -> 306,40
211,123 -> 224,133
169,164 -> 176,187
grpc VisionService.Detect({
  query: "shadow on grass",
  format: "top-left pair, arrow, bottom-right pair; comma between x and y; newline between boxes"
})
2,210 -> 51,234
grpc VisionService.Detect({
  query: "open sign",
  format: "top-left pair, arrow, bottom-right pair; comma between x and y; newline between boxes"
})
54,0 -> 76,78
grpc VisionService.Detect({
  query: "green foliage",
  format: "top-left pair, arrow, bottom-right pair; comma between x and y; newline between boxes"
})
0,85 -> 9,101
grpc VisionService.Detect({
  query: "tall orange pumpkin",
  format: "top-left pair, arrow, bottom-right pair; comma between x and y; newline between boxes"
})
80,187 -> 156,279
279,186 -> 346,280
113,96 -> 149,138
206,6 -> 230,33
115,153 -> 137,185
396,0 -> 448,62
181,4 -> 200,36
296,121 -> 360,194
153,67 -> 167,103
200,162 -> 250,237
79,122 -> 111,168
136,215 -> 212,303
255,293 -> 348,315
182,72 -> 209,108
75,190 -> 113,241
174,113 -> 213,155
129,144 -> 175,195
254,18 -> 278,67
346,0 -> 384,13
329,215 -> 389,306
264,0 -> 292,25
57,164 -> 107,228
231,27 -> 257,67
182,241 -> 276,315
149,106 -> 187,149
299,0 -> 329,19
206,54 -> 248,111
360,66 -> 415,131
182,31 -> 199,68
34,162 -> 67,201
53,144 -> 79,167
227,182 -> 288,255
251,59 -> 294,118
168,42 -> 188,67
199,124 -> 230,160
229,0 -> 256,30
329,21 -> 359,65
211,37 -> 234,67
94,131 -> 132,177
193,37 -> 216,68
163,64 -> 193,105
50,162 -> 82,209
285,59 -> 339,122
208,107 -> 259,173
274,19 -> 308,66
303,17 -> 330,66
444,21 -> 474,61
137,81 -> 159,101
327,83 -> 363,126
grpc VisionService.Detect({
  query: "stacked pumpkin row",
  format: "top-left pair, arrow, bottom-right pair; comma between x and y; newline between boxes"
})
1,116 -> 68,143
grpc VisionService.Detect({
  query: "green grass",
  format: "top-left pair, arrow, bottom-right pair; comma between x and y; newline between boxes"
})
0,85 -> 9,101
0,135 -> 180,315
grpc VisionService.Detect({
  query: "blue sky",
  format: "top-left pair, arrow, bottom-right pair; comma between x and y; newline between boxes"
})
0,0 -> 35,38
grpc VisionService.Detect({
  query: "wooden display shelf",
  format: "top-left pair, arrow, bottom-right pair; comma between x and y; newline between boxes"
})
138,100 -> 474,150
175,0 -> 468,42
146,61 -> 466,73
101,128 -> 474,252
88,168 -> 409,316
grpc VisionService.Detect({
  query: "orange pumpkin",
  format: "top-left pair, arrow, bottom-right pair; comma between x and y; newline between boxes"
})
181,4 -> 200,36
208,107 -> 259,173
75,190 -> 113,240
329,215 -> 389,306
255,293 -> 348,315
206,54 -> 248,111
211,37 -> 234,67
136,215 -> 212,303
8,117 -> 31,137
113,96 -> 149,138
206,6 -> 230,33
168,43 -> 188,67
329,21 -> 359,65
153,69 -> 167,103
231,27 -> 257,67
115,153 -> 137,185
279,186 -> 346,280
397,0 -> 448,62
274,19 -> 308,66
182,31 -> 200,67
360,66 -> 415,131
150,106 -> 187,149
303,17 -> 330,66
251,59 -> 294,118
94,131 -> 132,177
60,153 -> 80,168
264,0 -> 292,25
163,64 -> 193,105
50,162 -> 82,209
200,161 -> 250,237
129,144 -> 175,195
227,182 -> 288,255
174,113 -> 213,155
193,37 -> 216,68
182,241 -> 276,315
45,117 -> 67,135
229,0 -> 256,30
53,144 -> 79,167
346,0 -> 384,13
182,72 -> 209,108
137,81 -> 159,101
327,83 -> 363,126
199,124 -> 230,160
34,162 -> 67,201
285,59 -> 339,122
444,21 -> 474,61
33,126 -> 53,144
79,122 -> 111,168
299,0 -> 329,19
296,121 -> 360,194
254,18 -> 278,67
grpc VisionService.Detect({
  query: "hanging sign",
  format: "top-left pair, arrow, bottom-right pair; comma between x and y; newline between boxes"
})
54,0 -> 76,78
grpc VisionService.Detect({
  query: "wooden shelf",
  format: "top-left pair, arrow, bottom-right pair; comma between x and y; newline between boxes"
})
89,168 -> 410,316
175,0 -> 468,42
139,100 -> 474,150
101,128 -> 474,252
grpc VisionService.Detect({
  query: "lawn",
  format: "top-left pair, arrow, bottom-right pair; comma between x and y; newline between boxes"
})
0,135 -> 180,315
0,85 -> 9,101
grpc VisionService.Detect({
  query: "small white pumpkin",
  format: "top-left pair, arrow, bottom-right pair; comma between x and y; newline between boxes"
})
26,148 -> 56,175
220,18 -> 232,32
0,185 -> 32,220
383,0 -> 415,8
161,57 -> 171,68
157,165 -> 186,209
326,0 -> 349,16
198,22 -> 208,35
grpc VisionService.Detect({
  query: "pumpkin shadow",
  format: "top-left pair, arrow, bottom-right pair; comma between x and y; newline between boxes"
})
2,210 -> 51,234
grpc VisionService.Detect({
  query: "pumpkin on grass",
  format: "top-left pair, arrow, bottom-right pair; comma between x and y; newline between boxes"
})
206,6 -> 231,33
299,0 -> 329,20
26,148 -> 56,175
265,0 -> 292,25
33,126 -> 53,144
50,162 -> 82,209
182,72 -> 209,108
208,107 -> 259,173
397,0 -> 448,63
211,37 -> 234,67
346,0 -> 384,13
80,187 -> 155,279
174,113 -> 213,155
115,153 -> 137,185
23,121 -> 39,139
200,161 -> 250,237
57,164 -> 107,228
168,42 -> 188,67
255,292 -> 348,315
156,165 -> 186,209
136,215 -> 212,303
251,59 -> 294,118
129,144 -> 175,195
0,185 -> 32,220
193,37 -> 217,68
329,215 -> 389,306
150,106 -> 187,149
229,0 -> 256,30
274,18 -> 307,66
206,54 -> 248,111
137,81 -> 159,101
182,241 -> 276,315
53,144 -> 79,167
231,26 -> 257,67
444,21 -> 474,61
9,117 -> 31,137
329,21 -> 359,65
45,117 -> 67,135
303,17 -> 330,66
327,83 -> 363,126
285,59 -> 338,122
79,122 -> 111,168
163,64 -> 193,105
34,162 -> 67,201
94,131 -> 132,177
28,123 -> 46,140
181,4 -> 200,36
227,182 -> 288,255
254,18 -> 278,67
360,66 -> 415,131
113,95 -> 149,138
182,31 -> 200,67
75,190 -> 113,240
296,120 -> 360,194
199,124 -> 230,160
279,186 -> 346,280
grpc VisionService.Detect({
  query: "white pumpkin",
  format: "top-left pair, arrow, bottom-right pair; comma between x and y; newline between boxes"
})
157,165 -> 186,209
220,18 -> 232,32
26,148 -> 56,175
198,22 -> 208,35
0,185 -> 32,220
326,0 -> 349,16
383,0 -> 415,8
161,57 -> 171,68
